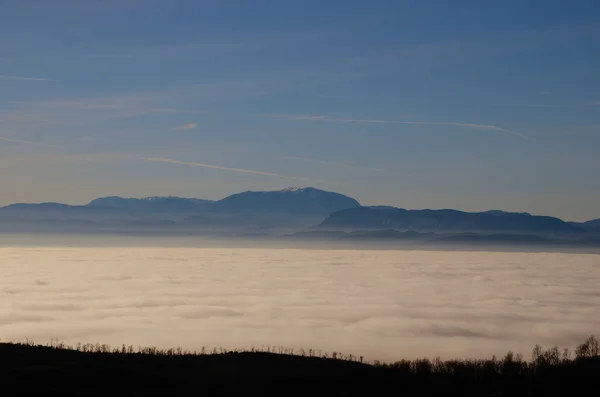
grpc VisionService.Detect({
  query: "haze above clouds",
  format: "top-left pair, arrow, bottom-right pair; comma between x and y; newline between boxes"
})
1,243 -> 598,361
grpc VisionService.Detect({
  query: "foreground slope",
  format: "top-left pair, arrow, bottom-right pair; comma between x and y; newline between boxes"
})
1,340 -> 599,396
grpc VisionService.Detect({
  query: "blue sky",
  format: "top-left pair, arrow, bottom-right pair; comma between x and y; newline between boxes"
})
0,0 -> 599,221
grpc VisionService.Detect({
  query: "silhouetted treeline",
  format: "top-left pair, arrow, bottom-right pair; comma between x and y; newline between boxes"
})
0,336 -> 598,396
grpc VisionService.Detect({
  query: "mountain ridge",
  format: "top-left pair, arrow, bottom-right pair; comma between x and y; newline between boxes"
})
319,206 -> 582,234
87,196 -> 214,212
211,187 -> 360,215
1,188 -> 598,236
0,187 -> 359,231
82,187 -> 360,215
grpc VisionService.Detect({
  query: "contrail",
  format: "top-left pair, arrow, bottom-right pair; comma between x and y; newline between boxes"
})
143,157 -> 285,177
142,156 -> 332,183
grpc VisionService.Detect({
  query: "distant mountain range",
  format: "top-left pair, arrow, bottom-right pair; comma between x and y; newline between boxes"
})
210,187 -> 360,215
0,187 -> 360,233
85,187 -> 359,215
1,188 -> 599,248
570,218 -> 600,233
87,196 -> 213,212
278,229 -> 600,250
318,206 -> 582,234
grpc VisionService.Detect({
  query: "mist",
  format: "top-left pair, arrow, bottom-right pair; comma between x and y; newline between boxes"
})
1,235 -> 598,362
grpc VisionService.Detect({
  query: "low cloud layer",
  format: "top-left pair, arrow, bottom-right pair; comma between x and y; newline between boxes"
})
1,243 -> 598,361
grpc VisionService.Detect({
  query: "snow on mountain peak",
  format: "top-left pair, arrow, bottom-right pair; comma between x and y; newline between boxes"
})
281,187 -> 307,192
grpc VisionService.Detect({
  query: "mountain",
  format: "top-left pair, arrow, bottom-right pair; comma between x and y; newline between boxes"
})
583,218 -> 600,231
212,187 -> 361,215
585,218 -> 600,226
1,189 -> 594,242
85,188 -> 359,216
267,229 -> 600,251
0,202 -> 118,219
0,188 -> 360,233
567,219 -> 600,235
318,206 -> 582,234
87,196 -> 213,212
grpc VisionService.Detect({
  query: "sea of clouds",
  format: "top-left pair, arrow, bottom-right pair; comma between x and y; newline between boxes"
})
1,240 -> 599,361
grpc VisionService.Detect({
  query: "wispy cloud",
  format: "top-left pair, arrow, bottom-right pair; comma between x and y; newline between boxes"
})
86,30 -> 328,60
4,96 -> 206,132
9,100 -> 206,116
496,101 -> 600,109
0,136 -> 60,148
87,43 -> 261,60
269,115 -> 527,139
0,75 -> 58,82
171,123 -> 197,131
283,156 -> 384,172
270,115 -> 401,124
494,103 -> 571,108
386,24 -> 599,66
282,115 -> 330,120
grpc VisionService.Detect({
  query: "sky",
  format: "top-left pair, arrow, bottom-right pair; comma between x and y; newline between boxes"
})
0,0 -> 599,221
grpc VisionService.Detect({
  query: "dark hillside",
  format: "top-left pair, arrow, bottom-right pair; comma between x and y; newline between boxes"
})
1,337 -> 599,396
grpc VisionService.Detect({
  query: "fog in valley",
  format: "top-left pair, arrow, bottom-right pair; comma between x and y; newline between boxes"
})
0,235 -> 597,362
